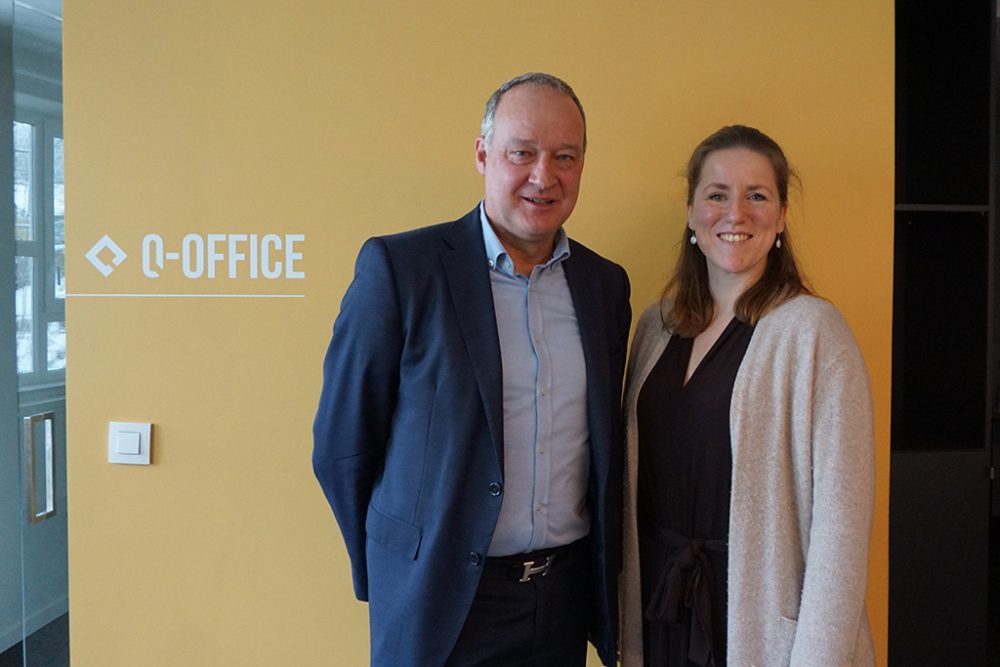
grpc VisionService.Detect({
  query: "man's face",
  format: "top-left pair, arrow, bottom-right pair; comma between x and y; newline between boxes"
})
475,86 -> 585,258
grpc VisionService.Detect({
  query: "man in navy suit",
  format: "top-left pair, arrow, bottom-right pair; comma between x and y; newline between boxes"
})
313,72 -> 631,666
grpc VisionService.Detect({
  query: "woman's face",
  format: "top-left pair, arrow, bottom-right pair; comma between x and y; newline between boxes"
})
688,147 -> 786,293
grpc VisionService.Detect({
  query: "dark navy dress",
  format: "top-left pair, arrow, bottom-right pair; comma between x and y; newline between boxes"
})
636,318 -> 754,667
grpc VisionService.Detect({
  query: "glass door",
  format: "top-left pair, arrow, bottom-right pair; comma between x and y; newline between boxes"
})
1,1 -> 67,664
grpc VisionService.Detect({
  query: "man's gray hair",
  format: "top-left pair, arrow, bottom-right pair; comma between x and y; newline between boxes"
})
480,72 -> 587,151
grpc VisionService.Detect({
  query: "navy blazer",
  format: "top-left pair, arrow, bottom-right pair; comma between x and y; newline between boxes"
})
313,207 -> 631,666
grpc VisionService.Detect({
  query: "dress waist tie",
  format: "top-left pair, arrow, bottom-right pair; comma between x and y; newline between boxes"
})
641,519 -> 726,667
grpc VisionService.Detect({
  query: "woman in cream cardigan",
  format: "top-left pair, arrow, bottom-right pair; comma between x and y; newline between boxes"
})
621,126 -> 875,666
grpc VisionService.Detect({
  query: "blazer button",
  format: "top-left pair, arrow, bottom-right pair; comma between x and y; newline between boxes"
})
488,482 -> 502,496
469,552 -> 482,566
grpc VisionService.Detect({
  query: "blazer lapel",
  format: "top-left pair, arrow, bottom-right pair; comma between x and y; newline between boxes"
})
563,249 -> 611,479
441,211 -> 505,469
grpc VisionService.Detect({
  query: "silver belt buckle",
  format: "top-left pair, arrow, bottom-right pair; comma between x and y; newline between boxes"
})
518,555 -> 554,582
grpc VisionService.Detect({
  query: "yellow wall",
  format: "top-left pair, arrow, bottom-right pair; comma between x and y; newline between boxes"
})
64,1 -> 893,665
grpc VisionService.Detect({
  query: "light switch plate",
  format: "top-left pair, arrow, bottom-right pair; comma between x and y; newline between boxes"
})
108,422 -> 152,465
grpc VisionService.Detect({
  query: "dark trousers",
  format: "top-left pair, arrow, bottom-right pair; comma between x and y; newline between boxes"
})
445,538 -> 592,667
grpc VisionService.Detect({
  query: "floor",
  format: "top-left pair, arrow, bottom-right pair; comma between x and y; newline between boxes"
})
0,571 -> 992,665
0,614 -> 69,667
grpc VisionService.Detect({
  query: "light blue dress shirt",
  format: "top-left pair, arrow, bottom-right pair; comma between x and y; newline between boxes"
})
479,205 -> 591,557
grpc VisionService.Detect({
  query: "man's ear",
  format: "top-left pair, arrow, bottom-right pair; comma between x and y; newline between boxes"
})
474,136 -> 488,176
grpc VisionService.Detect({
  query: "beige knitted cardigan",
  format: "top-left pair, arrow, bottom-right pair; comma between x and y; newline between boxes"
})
621,296 -> 875,667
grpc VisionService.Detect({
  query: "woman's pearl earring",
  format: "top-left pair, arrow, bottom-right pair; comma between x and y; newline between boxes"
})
689,234 -> 697,245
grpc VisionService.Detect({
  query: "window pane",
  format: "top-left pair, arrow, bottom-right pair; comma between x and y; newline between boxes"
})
16,256 -> 34,374
53,136 -> 63,216
13,121 -> 33,241
53,136 -> 64,299
47,321 -> 65,371
53,217 -> 64,300
13,118 -> 31,150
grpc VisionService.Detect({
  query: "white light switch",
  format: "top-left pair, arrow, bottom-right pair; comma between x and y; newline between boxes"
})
108,422 -> 152,465
117,431 -> 141,455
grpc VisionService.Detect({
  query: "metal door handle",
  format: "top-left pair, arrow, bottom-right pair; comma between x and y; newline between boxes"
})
24,412 -> 56,524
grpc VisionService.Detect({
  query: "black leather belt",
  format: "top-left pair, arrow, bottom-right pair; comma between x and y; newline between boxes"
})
483,537 -> 588,583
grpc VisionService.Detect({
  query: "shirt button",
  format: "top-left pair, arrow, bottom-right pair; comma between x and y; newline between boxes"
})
469,552 -> 482,566
488,482 -> 502,496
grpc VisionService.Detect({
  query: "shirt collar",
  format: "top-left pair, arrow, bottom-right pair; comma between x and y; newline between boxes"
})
479,201 -> 570,273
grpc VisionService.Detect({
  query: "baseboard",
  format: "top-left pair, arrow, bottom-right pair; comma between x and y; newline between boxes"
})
0,618 -> 22,654
0,595 -> 68,653
23,595 -> 67,638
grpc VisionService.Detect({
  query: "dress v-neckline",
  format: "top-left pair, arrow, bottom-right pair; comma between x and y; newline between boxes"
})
681,317 -> 741,388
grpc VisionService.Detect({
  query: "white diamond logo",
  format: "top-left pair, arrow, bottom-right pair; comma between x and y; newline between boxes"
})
85,235 -> 127,277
